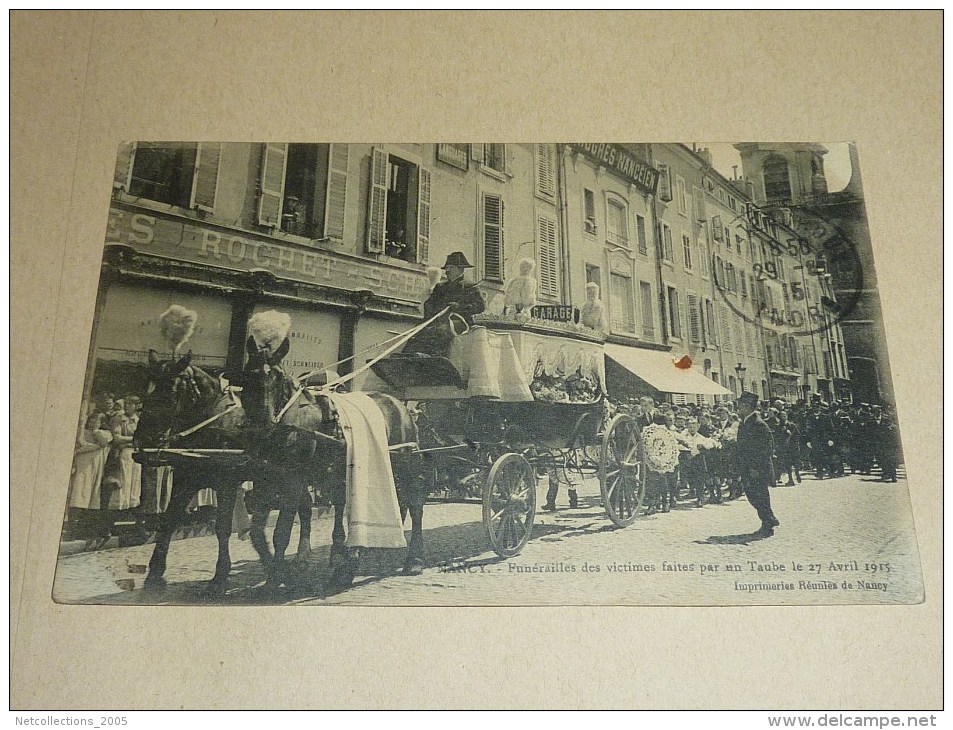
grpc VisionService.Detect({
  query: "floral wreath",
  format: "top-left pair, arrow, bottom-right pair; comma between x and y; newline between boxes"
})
642,424 -> 680,474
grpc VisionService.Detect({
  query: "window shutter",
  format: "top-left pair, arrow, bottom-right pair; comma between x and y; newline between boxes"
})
657,163 -> 672,202
712,215 -> 724,241
190,142 -> 221,212
416,167 -> 432,264
324,143 -> 349,240
366,147 -> 388,254
471,143 -> 484,161
693,186 -> 706,221
721,305 -> 732,352
537,212 -> 559,298
113,142 -> 135,191
535,144 -> 556,198
706,300 -> 718,345
688,294 -> 701,342
483,193 -> 504,281
257,142 -> 287,227
640,281 -> 655,339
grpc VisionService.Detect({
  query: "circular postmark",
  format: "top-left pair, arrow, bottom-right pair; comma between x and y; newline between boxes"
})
714,209 -> 864,339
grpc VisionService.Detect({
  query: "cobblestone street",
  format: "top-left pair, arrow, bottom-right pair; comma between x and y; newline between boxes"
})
52,468 -> 921,607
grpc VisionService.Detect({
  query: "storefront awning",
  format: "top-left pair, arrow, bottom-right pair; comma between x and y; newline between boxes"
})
605,344 -> 732,396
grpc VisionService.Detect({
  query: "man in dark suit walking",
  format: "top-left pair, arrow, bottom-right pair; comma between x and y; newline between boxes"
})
736,391 -> 780,537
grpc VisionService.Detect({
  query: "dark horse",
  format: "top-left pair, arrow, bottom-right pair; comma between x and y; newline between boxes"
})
238,335 -> 427,587
134,349 -> 312,597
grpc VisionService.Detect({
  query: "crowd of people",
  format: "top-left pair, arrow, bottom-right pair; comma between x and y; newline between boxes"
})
65,391 -> 216,549
608,394 -> 903,517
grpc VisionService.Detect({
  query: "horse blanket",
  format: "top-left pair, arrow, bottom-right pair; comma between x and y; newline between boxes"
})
328,392 -> 407,549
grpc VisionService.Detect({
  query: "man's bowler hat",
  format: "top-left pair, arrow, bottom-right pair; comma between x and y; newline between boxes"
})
442,252 -> 474,269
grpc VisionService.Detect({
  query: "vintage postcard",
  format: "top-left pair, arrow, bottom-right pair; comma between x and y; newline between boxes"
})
51,140 -> 921,607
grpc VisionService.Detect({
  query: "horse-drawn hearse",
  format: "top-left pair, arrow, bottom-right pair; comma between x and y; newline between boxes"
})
133,305 -> 647,598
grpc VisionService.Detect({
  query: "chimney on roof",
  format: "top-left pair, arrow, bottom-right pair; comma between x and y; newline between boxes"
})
696,147 -> 713,166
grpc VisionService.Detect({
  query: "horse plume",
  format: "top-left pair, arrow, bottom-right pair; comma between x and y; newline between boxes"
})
159,305 -> 198,357
248,310 -> 292,355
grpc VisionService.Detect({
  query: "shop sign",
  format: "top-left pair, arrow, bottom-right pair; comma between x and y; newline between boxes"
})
571,143 -> 659,195
531,304 -> 578,323
106,208 -> 429,302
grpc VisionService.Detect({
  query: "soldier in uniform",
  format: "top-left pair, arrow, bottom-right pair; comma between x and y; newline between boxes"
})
735,391 -> 779,537
403,251 -> 486,358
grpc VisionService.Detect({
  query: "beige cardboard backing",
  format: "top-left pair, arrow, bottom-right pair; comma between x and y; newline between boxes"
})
11,11 -> 942,709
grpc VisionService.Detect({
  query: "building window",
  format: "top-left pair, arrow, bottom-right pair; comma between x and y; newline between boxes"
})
482,192 -> 505,281
537,211 -> 560,298
763,155 -> 792,202
711,215 -> 724,242
606,197 -> 628,247
583,189 -> 597,234
610,273 -> 636,333
660,223 -> 674,262
636,214 -> 648,254
666,286 -> 681,339
586,264 -> 602,290
640,281 -> 655,340
129,142 -> 203,208
725,227 -> 732,252
705,299 -> 717,345
741,273 -> 748,298
483,144 -> 506,173
535,143 -> 556,200
676,175 -> 688,215
436,143 -> 469,170
366,147 -> 430,263
257,143 -> 350,242
682,234 -> 693,270
726,262 -> 737,293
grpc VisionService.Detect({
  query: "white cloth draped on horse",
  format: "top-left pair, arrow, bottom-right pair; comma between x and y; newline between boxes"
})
328,392 -> 407,549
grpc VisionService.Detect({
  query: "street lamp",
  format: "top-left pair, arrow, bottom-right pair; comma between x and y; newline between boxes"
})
735,362 -> 747,395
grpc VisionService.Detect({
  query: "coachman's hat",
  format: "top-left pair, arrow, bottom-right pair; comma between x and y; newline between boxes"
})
442,251 -> 474,269
738,391 -> 760,409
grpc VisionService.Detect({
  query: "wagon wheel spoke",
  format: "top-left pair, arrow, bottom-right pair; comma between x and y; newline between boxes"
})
483,454 -> 536,558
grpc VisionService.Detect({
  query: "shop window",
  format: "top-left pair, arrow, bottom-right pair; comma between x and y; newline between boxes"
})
366,147 -> 431,264
606,197 -> 628,247
666,286 -> 681,339
610,273 -> 636,334
257,143 -> 350,242
640,281 -> 655,340
124,142 -> 222,211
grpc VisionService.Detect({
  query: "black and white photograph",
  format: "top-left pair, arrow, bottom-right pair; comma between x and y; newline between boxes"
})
12,10 -> 941,712
51,140 -> 921,607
